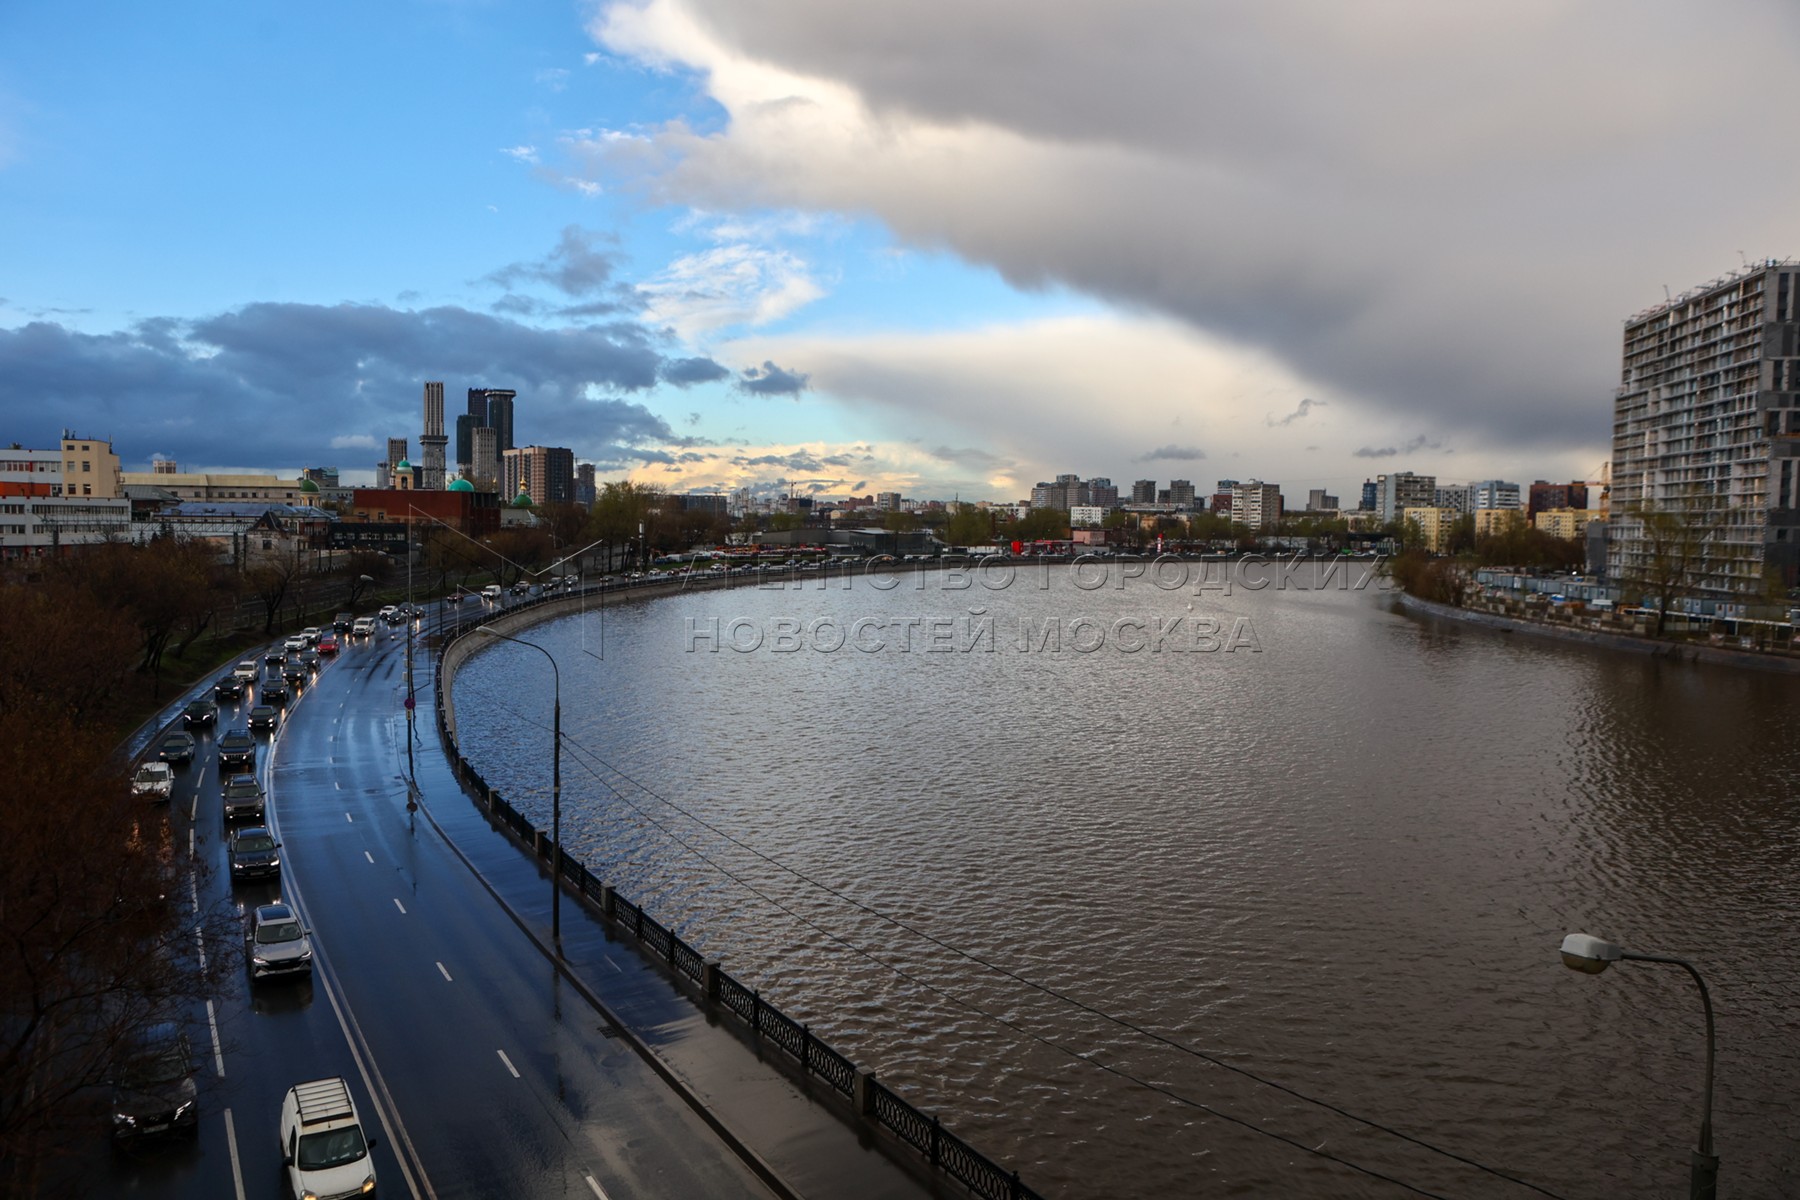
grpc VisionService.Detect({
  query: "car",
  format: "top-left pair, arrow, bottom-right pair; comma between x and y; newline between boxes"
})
317,635 -> 339,656
299,649 -> 321,670
264,649 -> 286,667
132,761 -> 175,801
181,699 -> 218,728
284,634 -> 310,653
446,591 -> 465,604
232,660 -> 259,681
301,627 -> 323,645
157,730 -> 197,766
280,1078 -> 377,1200
261,675 -> 289,704
218,729 -> 256,774
111,1022 -> 197,1143
247,704 -> 279,732
333,612 -> 354,632
351,617 -> 376,637
221,776 -> 265,821
246,902 -> 312,980
281,661 -> 307,686
378,605 -> 398,620
227,826 -> 282,882
213,676 -> 244,702
510,582 -> 530,596
481,584 -> 503,600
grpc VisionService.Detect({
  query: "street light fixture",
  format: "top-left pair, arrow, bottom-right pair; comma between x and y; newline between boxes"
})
473,625 -> 562,953
1559,932 -> 1718,1199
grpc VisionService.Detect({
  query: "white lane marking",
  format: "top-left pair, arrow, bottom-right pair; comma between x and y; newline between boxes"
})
364,850 -> 375,864
496,1049 -> 520,1079
206,1000 -> 224,1076
189,877 -> 200,915
345,812 -> 354,822
604,957 -> 621,974
393,898 -> 406,915
194,925 -> 208,972
224,1108 -> 247,1200
190,794 -> 198,821
188,828 -> 195,859
436,961 -> 452,982
585,1175 -> 611,1200
335,780 -> 343,791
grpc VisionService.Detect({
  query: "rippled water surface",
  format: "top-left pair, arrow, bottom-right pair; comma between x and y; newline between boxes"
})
453,566 -> 1800,1198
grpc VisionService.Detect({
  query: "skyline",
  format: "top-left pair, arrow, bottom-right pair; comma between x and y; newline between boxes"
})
2,2 -> 1795,501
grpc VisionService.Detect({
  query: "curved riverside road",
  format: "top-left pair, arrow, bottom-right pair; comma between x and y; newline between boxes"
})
91,595 -> 942,1200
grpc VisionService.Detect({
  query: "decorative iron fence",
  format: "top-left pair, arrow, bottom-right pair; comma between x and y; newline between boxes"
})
432,597 -> 1042,1200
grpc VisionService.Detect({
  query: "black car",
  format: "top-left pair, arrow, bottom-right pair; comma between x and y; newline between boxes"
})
111,1023 -> 197,1143
213,676 -> 244,702
247,704 -> 279,732
281,661 -> 306,686
261,675 -> 289,704
227,826 -> 281,881
263,649 -> 286,667
156,730 -> 197,765
218,729 -> 256,773
181,699 -> 218,728
221,776 -> 265,821
298,649 -> 321,670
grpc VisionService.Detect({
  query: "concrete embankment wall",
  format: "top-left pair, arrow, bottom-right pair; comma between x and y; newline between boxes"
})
1396,591 -> 1800,675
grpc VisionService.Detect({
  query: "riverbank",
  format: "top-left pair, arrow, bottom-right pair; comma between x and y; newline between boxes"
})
1395,590 -> 1800,673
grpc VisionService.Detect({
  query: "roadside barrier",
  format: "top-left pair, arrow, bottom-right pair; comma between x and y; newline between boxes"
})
430,583 -> 1042,1200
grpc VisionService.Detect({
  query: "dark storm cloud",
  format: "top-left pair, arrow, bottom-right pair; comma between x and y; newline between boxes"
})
737,360 -> 809,396
926,444 -> 1007,469
1136,444 -> 1206,462
0,303 -> 680,471
1267,398 -> 1324,428
661,356 -> 731,386
484,225 -> 623,298
732,450 -> 824,472
1354,435 -> 1449,459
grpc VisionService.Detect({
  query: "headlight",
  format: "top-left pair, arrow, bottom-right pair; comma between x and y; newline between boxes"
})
302,1191 -> 319,1200
253,953 -> 271,966
174,1100 -> 195,1120
113,1112 -> 136,1128
361,1176 -> 377,1193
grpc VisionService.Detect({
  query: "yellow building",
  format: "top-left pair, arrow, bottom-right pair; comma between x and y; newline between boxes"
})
1533,508 -> 1596,540
1474,508 -> 1526,538
1401,506 -> 1461,553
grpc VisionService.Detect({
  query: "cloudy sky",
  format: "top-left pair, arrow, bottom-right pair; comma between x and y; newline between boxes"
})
2,2 -> 1794,502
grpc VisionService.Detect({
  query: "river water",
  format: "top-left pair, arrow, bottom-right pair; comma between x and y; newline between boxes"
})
451,562 -> 1800,1198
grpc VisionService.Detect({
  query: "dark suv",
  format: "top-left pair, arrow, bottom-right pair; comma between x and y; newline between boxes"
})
221,776 -> 265,821
181,699 -> 218,728
110,1023 -> 197,1143
213,676 -> 244,702
227,826 -> 281,882
218,729 -> 256,773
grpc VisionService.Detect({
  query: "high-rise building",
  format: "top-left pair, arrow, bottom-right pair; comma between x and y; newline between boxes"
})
502,445 -> 574,506
1470,480 -> 1522,511
454,414 -> 476,476
1434,484 -> 1473,513
1230,480 -> 1284,531
1131,479 -> 1156,504
470,427 -> 498,491
1167,479 -> 1196,508
1527,480 -> 1590,517
575,463 -> 596,507
485,389 -> 516,454
1306,489 -> 1339,511
1087,477 -> 1118,508
1377,472 -> 1435,522
383,438 -> 408,490
1360,480 -> 1379,512
419,381 -> 448,490
1610,260 -> 1800,598
466,387 -> 490,426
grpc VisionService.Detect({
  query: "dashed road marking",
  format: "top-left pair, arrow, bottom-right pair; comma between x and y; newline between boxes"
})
365,850 -> 375,864
436,961 -> 452,982
394,898 -> 406,914
496,1049 -> 520,1079
224,1108 -> 247,1200
206,1000 -> 224,1076
585,1175 -> 611,1199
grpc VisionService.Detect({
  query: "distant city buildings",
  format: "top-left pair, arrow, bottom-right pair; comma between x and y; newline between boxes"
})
1306,488 -> 1339,511
1131,479 -> 1156,504
1230,480 -> 1284,531
502,445 -> 574,506
1470,480 -> 1522,511
1376,472 -> 1435,522
418,381 -> 447,491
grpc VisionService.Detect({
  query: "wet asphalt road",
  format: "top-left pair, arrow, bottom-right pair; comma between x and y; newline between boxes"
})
88,612 -> 779,1200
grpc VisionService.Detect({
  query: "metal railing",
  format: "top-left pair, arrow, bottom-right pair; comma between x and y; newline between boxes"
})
431,584 -> 1041,1200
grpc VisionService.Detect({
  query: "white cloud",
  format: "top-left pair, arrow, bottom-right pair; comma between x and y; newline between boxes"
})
639,243 -> 824,338
500,145 -> 540,164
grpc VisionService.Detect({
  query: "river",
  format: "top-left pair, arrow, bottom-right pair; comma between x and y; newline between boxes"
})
451,561 -> 1800,1198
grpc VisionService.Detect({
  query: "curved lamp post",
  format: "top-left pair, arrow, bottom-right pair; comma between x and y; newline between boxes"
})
1560,933 -> 1718,1199
474,625 -> 561,953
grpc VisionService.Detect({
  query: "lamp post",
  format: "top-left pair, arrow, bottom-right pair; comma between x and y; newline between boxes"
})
473,625 -> 561,952
1559,932 -> 1718,1199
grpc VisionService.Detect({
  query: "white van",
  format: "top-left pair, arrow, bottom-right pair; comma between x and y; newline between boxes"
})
351,617 -> 376,637
481,584 -> 503,601
279,1078 -> 377,1200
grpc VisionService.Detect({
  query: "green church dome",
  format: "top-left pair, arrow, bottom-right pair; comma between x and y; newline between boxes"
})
447,477 -> 475,492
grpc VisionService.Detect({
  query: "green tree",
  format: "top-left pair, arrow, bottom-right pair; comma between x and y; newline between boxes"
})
1010,507 -> 1070,540
946,502 -> 992,547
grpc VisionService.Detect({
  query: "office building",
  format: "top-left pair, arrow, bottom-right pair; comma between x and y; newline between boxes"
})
1527,480 -> 1590,517
0,435 -> 130,557
1087,477 -> 1119,508
1610,260 -> 1800,599
1470,480 -> 1522,511
575,463 -> 596,507
1360,480 -> 1379,511
383,438 -> 408,490
419,381 -> 448,490
454,414 -> 476,475
1434,484 -> 1473,513
484,389 -> 516,454
1167,479 -> 1196,509
1306,489 -> 1339,512
470,427 -> 498,492
1131,479 -> 1156,504
466,387 -> 490,427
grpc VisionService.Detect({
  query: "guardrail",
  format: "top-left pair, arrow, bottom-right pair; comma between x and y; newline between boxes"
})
429,582 -> 1042,1200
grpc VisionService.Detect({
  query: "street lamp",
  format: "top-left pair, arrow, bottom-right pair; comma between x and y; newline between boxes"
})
473,625 -> 561,952
1559,932 -> 1718,1199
